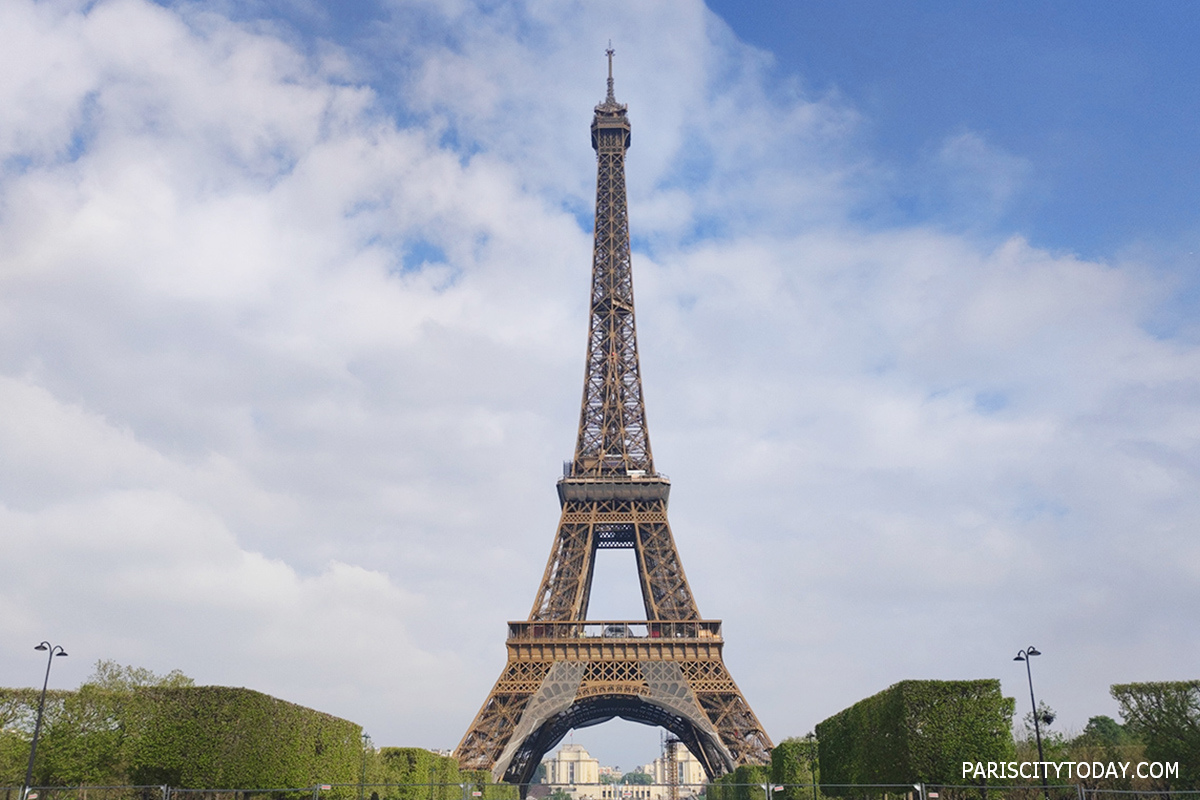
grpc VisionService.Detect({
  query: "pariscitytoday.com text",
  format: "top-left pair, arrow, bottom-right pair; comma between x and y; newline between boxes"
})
962,761 -> 1180,781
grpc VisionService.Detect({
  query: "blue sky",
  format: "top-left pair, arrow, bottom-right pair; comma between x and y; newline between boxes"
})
225,0 -> 1200,257
1,0 -> 1198,778
710,1 -> 1200,258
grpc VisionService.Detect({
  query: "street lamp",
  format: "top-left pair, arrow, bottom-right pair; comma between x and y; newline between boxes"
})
359,733 -> 372,800
1014,646 -> 1049,800
803,732 -> 818,800
22,642 -> 68,800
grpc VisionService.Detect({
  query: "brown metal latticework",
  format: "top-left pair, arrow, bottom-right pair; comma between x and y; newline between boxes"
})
454,49 -> 772,788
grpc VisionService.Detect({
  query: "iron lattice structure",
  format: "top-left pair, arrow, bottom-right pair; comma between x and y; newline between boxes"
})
454,50 -> 772,788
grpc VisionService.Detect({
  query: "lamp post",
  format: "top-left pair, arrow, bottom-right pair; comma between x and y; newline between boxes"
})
803,732 -> 818,800
22,642 -> 68,800
359,733 -> 372,800
1014,646 -> 1049,800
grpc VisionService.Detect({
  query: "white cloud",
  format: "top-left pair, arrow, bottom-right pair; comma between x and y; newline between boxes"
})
1,0 -> 1198,771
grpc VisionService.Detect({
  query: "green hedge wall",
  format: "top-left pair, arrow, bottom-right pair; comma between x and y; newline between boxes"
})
771,737 -> 818,800
815,680 -> 1015,792
126,687 -> 362,788
0,686 -> 361,789
370,748 -> 463,800
709,763 -> 771,800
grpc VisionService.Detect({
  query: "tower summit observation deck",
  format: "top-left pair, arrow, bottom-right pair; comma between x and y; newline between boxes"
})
454,49 -> 772,788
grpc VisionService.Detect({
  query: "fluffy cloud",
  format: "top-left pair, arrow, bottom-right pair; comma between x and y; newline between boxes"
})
1,0 -> 1197,767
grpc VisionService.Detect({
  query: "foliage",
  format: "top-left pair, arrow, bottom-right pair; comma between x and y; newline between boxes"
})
0,662 -> 518,798
371,747 -> 465,800
1111,680 -> 1200,790
1021,701 -> 1057,737
125,686 -> 362,788
771,736 -> 818,800
621,772 -> 653,785
1073,715 -> 1134,748
83,660 -> 195,691
814,679 -> 1015,792
709,764 -> 770,800
1016,701 -> 1068,762
1,667 -> 362,790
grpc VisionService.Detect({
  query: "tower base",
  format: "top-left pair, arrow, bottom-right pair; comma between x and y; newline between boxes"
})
454,620 -> 771,784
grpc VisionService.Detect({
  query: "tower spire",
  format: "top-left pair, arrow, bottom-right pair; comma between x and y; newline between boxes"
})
606,42 -> 616,104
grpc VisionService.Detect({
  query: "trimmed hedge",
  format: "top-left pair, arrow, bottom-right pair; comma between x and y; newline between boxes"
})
370,748 -> 465,800
771,737 -> 817,800
815,680 -> 1015,791
126,687 -> 361,788
709,763 -> 771,800
1,686 -> 360,789
2,685 -> 518,798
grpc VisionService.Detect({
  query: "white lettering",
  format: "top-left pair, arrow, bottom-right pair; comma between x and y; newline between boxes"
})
1078,762 -> 1091,779
1138,762 -> 1149,779
1151,762 -> 1163,779
1166,763 -> 1179,779
962,763 -> 974,779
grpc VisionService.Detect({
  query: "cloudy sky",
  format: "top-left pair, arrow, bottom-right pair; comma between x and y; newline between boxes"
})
2,0 -> 1199,775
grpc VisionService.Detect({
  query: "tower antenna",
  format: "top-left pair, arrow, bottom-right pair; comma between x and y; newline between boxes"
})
605,42 -> 616,104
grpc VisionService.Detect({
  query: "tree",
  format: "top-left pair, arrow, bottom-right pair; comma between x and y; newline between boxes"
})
1074,715 -> 1133,748
1017,700 -> 1067,761
622,772 -> 653,785
83,660 -> 194,691
1111,681 -> 1200,790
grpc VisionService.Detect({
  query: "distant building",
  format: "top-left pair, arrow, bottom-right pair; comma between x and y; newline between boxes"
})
599,785 -> 655,800
599,766 -> 623,781
642,748 -> 706,791
541,742 -> 707,800
543,744 -> 601,798
598,750 -> 706,800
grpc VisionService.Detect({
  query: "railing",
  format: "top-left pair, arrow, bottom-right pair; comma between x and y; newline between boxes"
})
507,620 -> 722,641
560,461 -> 670,482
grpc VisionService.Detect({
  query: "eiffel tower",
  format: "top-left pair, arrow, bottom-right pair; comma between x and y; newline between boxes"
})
454,49 -> 772,786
